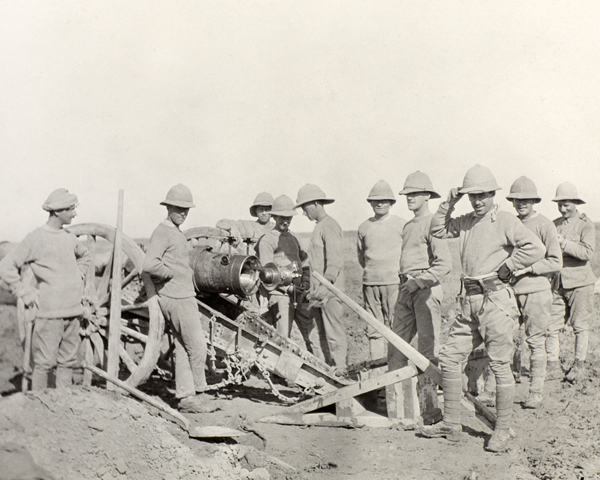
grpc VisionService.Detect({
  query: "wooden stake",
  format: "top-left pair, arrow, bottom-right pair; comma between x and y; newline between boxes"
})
106,190 -> 124,389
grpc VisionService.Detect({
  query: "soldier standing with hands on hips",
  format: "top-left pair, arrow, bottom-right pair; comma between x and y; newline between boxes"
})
422,165 -> 545,452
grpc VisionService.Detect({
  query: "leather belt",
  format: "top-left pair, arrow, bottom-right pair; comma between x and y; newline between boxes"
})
399,270 -> 427,284
462,275 -> 508,296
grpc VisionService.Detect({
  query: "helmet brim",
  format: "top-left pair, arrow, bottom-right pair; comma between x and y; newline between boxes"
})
270,210 -> 298,217
459,186 -> 501,194
398,188 -> 441,199
552,197 -> 585,204
160,200 -> 195,208
295,198 -> 335,208
506,194 -> 541,203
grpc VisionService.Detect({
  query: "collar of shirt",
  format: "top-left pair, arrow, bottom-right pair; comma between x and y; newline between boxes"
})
518,210 -> 538,222
162,218 -> 179,230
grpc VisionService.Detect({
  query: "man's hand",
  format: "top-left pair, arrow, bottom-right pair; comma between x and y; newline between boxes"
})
307,284 -> 330,308
497,263 -> 512,282
299,266 -> 311,292
400,277 -> 420,295
21,290 -> 39,309
557,233 -> 566,248
512,266 -> 532,279
447,187 -> 464,205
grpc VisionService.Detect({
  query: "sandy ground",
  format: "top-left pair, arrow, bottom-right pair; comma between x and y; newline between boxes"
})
1,229 -> 600,480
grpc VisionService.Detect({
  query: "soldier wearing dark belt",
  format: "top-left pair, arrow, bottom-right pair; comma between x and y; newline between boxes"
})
421,165 -> 545,452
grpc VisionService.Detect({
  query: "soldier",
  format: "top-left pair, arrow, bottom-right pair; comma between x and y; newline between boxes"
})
388,172 -> 451,423
0,188 -> 90,390
422,165 -> 545,452
357,180 -> 406,361
503,177 -> 562,408
256,195 -> 314,346
143,184 -> 216,413
296,184 -> 346,369
216,192 -> 274,255
546,182 -> 596,383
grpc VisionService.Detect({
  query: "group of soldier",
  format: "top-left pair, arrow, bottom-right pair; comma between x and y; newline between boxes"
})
0,163 -> 595,453
355,165 -> 596,453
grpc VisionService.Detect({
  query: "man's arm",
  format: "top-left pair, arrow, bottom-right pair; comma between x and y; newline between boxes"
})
0,241 -> 38,306
430,188 -> 464,239
356,228 -> 365,269
142,230 -> 173,281
560,218 -> 595,261
530,222 -> 562,276
74,240 -> 91,278
322,223 -> 344,284
256,235 -> 274,265
503,218 -> 546,272
414,234 -> 452,289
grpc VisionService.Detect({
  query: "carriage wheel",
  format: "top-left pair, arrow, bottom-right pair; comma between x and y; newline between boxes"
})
66,223 -> 164,388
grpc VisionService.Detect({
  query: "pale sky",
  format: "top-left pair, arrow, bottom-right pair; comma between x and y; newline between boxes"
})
1,1 -> 599,241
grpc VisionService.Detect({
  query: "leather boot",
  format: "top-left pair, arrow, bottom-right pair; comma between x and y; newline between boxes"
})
523,392 -> 543,409
486,428 -> 516,452
565,360 -> 586,383
420,422 -> 462,442
545,360 -> 563,381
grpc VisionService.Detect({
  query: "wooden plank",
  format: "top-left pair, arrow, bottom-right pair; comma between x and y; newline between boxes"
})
106,190 -> 124,390
336,397 -> 365,418
312,271 -> 496,430
284,365 -> 418,415
386,376 -> 419,421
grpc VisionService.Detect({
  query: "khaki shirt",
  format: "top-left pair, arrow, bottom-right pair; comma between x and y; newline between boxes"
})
554,212 -> 596,289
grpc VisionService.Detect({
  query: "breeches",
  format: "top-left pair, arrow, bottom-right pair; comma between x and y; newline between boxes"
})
439,288 -> 519,384
158,296 -> 207,399
388,284 -> 443,370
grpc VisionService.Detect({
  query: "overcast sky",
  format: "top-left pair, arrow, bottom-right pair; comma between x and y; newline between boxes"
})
1,1 -> 599,241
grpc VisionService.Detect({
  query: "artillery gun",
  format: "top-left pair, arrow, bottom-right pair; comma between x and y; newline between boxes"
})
32,224 -> 348,398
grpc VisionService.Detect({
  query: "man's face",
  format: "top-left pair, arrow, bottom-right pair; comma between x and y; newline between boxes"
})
468,191 -> 495,216
558,200 -> 577,219
274,215 -> 293,232
369,200 -> 392,217
55,206 -> 77,225
255,206 -> 272,225
302,202 -> 317,221
405,192 -> 430,212
167,205 -> 189,227
512,198 -> 535,218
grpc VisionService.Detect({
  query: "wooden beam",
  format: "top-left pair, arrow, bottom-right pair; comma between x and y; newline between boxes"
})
106,190 -> 124,390
284,365 -> 418,415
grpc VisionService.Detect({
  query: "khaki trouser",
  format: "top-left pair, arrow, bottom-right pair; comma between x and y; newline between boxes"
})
158,296 -> 207,399
32,317 -> 82,391
311,296 -> 347,369
363,284 -> 399,360
439,288 -> 519,428
388,284 -> 443,369
264,291 -> 329,363
518,290 -> 552,392
546,284 -> 594,362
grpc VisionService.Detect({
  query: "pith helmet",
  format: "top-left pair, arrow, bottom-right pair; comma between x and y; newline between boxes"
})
506,176 -> 541,203
398,171 -> 441,199
458,165 -> 501,194
270,195 -> 298,217
42,188 -> 78,212
160,184 -> 195,208
367,180 -> 396,204
295,184 -> 335,208
249,192 -> 274,217
552,182 -> 585,204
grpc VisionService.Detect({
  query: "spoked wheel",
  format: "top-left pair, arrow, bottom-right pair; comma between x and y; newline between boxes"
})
67,223 -> 164,387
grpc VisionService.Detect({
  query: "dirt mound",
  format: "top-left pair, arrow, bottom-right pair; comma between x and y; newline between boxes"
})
0,387 -> 244,480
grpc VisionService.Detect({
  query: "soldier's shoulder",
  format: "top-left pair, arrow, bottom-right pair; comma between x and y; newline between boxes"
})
579,212 -> 594,223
